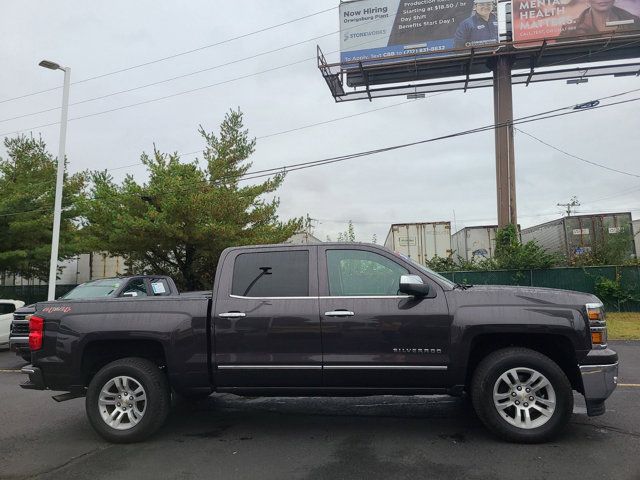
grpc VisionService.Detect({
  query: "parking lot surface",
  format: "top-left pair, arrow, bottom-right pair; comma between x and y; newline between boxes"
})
1,341 -> 638,480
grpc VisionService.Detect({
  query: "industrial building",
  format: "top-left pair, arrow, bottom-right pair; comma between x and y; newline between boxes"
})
0,253 -> 128,286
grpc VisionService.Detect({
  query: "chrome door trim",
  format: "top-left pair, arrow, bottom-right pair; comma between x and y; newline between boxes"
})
323,365 -> 448,370
229,294 -> 318,300
217,365 -> 322,370
319,295 -> 411,299
216,365 -> 446,371
228,295 -> 411,300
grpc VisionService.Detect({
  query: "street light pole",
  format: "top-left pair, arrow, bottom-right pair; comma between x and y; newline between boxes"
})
39,60 -> 71,301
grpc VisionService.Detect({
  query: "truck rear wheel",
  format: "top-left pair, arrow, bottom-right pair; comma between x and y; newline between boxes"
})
471,347 -> 573,443
86,357 -> 170,443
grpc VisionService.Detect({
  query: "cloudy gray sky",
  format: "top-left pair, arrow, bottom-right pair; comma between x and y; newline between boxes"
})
1,0 -> 639,244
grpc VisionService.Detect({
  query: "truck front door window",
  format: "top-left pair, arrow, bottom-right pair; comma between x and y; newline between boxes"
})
122,279 -> 147,297
326,250 -> 408,296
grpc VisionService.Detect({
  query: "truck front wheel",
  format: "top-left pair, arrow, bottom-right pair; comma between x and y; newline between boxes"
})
85,357 -> 170,443
471,347 -> 573,443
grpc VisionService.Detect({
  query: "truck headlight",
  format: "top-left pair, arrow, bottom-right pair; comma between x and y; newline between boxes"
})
586,303 -> 607,349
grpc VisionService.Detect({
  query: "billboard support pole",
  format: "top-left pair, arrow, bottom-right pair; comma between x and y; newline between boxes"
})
492,55 -> 517,228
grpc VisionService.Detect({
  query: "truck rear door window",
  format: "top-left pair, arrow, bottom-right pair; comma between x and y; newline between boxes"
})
232,251 -> 309,297
150,279 -> 170,296
327,250 -> 408,296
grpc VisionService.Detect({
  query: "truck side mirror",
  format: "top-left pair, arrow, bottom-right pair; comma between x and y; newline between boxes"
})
399,275 -> 430,297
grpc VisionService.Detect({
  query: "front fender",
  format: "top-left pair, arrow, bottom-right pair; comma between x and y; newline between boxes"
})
447,305 -> 591,385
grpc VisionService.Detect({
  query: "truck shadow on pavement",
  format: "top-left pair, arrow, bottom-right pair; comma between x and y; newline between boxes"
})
158,393 -> 608,445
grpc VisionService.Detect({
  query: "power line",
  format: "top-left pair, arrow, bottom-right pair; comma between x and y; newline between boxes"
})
0,206 -> 52,218
137,98 -> 429,163
5,89 -> 640,206
94,93 -> 640,192
0,34 -> 389,138
583,185 -> 640,204
0,6 -> 338,105
0,30 -> 340,124
147,94 -> 640,187
515,127 -> 640,178
0,57 -> 316,137
1,21 -> 389,125
3,33 -> 640,138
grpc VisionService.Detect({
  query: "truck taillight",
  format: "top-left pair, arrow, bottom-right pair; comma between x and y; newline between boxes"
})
29,315 -> 44,351
585,303 -> 607,349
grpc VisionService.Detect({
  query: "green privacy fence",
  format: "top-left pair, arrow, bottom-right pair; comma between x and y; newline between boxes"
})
438,265 -> 640,312
0,285 -> 76,306
2,266 -> 639,311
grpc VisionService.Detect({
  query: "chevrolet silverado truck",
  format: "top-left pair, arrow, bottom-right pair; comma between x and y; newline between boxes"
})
20,243 -> 618,444
10,275 -> 179,361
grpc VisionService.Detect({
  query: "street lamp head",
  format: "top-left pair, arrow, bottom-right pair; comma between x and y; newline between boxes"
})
39,59 -> 62,70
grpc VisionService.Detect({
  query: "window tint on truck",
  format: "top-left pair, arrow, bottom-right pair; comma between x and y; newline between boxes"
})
327,249 -> 408,296
232,251 -> 309,297
0,303 -> 16,315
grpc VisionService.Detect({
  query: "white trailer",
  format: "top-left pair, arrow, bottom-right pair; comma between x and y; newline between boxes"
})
452,226 -> 498,262
384,222 -> 452,265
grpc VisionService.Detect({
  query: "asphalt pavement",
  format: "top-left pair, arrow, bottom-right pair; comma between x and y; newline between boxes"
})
0,341 -> 638,480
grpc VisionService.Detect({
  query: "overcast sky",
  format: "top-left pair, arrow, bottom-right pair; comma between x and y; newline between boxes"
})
1,0 -> 639,245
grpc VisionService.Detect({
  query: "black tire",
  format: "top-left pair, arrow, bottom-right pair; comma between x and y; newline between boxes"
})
86,357 -> 170,443
20,352 -> 31,363
471,347 -> 573,443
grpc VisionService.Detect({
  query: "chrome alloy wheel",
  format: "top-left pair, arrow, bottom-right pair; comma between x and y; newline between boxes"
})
492,367 -> 556,429
98,376 -> 147,430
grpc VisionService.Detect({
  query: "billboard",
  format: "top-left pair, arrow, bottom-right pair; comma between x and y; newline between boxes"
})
513,0 -> 640,43
340,0 -> 499,63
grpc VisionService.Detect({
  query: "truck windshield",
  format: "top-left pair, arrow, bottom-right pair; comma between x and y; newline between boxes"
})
61,279 -> 123,299
393,252 -> 456,289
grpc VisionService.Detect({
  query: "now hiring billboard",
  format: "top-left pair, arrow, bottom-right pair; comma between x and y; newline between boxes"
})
339,0 -> 500,63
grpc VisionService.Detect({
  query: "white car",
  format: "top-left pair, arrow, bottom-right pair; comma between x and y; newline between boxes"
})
0,300 -> 25,349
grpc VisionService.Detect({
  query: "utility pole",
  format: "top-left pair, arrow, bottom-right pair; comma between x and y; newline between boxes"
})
491,55 -> 517,228
558,196 -> 580,217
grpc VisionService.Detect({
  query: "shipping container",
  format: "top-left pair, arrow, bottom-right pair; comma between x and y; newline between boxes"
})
452,225 -> 522,263
452,226 -> 498,262
521,212 -> 635,260
384,222 -> 452,265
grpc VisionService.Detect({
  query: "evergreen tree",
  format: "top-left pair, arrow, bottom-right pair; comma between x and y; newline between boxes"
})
0,135 -> 86,281
82,109 -> 301,290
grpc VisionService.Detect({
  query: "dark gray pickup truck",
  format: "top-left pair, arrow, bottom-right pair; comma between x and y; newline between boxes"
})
21,243 -> 618,444
10,275 -> 179,361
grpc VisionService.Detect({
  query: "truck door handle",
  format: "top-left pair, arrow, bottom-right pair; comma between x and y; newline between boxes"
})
324,310 -> 355,317
218,312 -> 246,318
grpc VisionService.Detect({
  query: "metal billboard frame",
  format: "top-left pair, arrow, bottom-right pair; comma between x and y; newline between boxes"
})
319,33 -> 640,102
318,30 -> 640,228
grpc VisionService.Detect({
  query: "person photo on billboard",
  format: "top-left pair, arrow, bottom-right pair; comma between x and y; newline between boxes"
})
454,0 -> 499,48
559,0 -> 640,37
